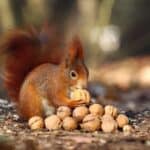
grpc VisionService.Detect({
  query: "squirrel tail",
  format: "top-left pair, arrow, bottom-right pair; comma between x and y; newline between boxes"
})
0,29 -> 41,102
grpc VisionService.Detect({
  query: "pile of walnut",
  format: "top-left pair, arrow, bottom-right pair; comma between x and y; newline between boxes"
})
28,104 -> 133,134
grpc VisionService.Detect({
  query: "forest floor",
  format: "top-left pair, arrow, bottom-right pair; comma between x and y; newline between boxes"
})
0,87 -> 150,150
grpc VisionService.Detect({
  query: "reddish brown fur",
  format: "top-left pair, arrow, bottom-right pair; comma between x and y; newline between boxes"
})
1,28 -> 63,102
1,30 -> 40,101
19,84 -> 43,118
0,27 -> 88,119
69,37 -> 84,61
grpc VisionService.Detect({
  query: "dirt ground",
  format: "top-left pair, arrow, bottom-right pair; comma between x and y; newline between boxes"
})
0,86 -> 150,150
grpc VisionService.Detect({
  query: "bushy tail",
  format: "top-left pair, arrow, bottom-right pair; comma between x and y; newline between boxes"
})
0,25 -> 66,102
0,29 -> 41,102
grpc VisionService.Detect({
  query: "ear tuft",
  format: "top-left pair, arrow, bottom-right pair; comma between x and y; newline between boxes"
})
69,36 -> 84,62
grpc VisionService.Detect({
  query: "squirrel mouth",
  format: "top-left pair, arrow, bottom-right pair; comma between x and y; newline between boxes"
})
68,80 -> 88,99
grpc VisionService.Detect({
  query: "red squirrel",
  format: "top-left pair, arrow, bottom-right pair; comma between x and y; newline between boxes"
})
0,26 -> 89,119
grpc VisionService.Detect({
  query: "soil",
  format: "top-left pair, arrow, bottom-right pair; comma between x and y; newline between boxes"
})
0,87 -> 150,150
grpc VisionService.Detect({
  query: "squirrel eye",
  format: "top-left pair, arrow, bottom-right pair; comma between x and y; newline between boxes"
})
70,70 -> 78,80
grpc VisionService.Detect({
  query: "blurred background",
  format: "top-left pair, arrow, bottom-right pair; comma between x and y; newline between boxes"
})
0,0 -> 150,111
0,0 -> 150,61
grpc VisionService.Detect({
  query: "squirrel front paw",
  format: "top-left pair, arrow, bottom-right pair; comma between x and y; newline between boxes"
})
70,89 -> 90,104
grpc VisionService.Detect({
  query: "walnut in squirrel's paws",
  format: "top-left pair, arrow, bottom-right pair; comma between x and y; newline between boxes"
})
70,89 -> 90,104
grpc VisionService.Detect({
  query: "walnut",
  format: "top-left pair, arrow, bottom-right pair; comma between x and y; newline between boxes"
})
57,106 -> 71,120
89,103 -> 104,116
101,119 -> 118,133
80,114 -> 101,132
45,115 -> 62,130
28,116 -> 44,130
104,105 -> 118,117
73,106 -> 89,122
70,89 -> 90,104
116,114 -> 129,128
62,117 -> 77,131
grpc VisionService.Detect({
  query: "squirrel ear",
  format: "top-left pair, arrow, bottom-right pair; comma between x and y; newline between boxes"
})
60,37 -> 84,68
69,36 -> 84,62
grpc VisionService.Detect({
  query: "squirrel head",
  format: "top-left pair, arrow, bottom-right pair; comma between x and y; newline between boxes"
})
60,37 -> 89,91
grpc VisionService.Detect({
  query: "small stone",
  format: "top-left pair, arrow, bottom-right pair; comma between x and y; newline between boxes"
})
6,129 -> 13,134
123,125 -> 133,135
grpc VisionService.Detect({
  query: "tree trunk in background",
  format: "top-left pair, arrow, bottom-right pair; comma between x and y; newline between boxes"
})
45,0 -> 78,35
111,0 -> 150,57
9,0 -> 26,27
0,0 -> 15,30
